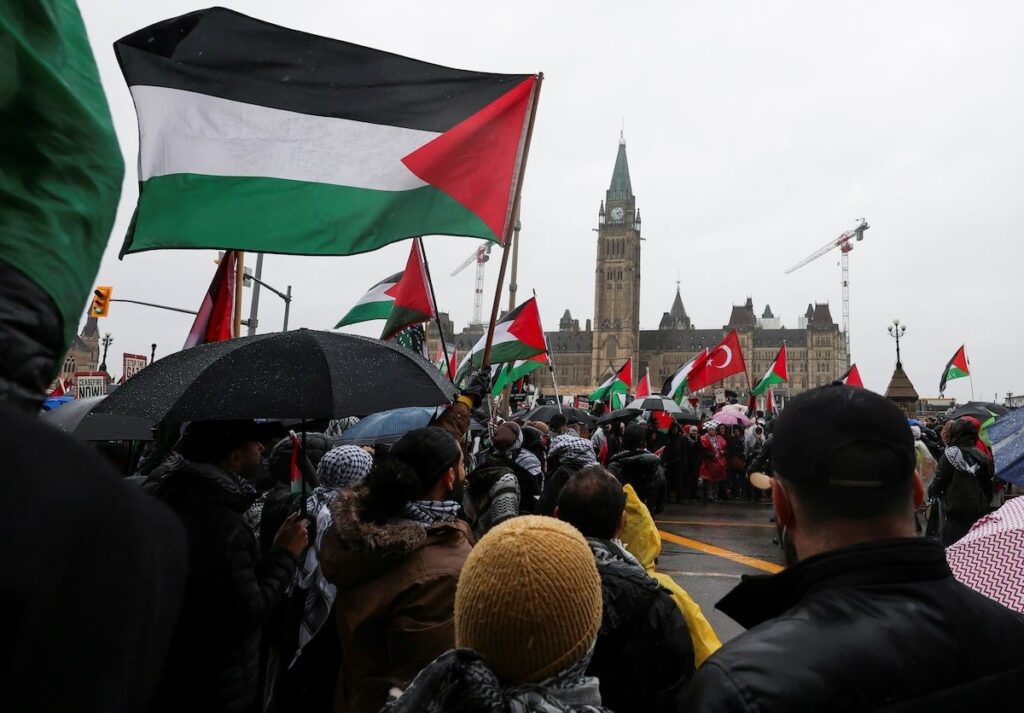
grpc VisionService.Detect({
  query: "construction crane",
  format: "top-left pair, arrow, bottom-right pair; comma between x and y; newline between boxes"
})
450,240 -> 493,327
785,219 -> 870,358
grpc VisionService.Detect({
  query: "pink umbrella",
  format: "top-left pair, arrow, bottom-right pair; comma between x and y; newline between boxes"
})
946,497 -> 1024,613
711,410 -> 751,427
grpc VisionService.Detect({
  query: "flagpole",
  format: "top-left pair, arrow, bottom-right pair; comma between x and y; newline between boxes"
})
532,289 -> 562,414
419,238 -> 455,381
233,251 -> 245,338
481,73 -> 543,369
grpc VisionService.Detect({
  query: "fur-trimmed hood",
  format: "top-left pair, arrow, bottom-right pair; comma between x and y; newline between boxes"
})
325,489 -> 470,590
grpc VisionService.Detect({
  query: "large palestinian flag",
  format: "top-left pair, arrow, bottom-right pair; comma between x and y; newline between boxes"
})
454,297 -> 547,384
751,346 -> 787,395
939,345 -> 970,394
114,8 -> 540,257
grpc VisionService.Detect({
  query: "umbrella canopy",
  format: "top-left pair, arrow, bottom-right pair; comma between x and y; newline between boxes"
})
711,410 -> 752,427
522,405 -> 596,430
626,397 -> 683,414
946,496 -> 1024,614
95,329 -> 457,423
990,407 -> 1024,485
334,406 -> 441,446
949,402 -> 1009,420
673,408 -> 701,425
41,395 -> 154,441
597,408 -> 642,426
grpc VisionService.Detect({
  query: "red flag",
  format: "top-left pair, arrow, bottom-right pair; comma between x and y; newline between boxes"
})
49,379 -> 66,397
686,330 -> 747,392
839,364 -> 864,388
184,250 -> 237,348
447,348 -> 459,381
382,239 -> 436,341
636,368 -> 651,398
765,389 -> 775,415
288,431 -> 303,495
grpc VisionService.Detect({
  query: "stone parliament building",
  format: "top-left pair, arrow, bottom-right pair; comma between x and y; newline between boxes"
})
436,139 -> 849,402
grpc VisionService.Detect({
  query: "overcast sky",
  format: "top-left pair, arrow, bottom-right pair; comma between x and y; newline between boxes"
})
79,0 -> 1024,401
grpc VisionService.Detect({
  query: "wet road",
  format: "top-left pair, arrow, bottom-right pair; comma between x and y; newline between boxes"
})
656,500 -> 784,642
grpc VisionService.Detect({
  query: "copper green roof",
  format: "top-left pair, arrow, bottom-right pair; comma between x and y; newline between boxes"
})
607,141 -> 632,201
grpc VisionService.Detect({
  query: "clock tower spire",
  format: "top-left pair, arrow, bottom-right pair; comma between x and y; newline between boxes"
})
592,137 -> 641,387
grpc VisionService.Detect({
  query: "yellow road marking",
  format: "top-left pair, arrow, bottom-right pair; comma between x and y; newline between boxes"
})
656,518 -> 775,529
658,529 -> 784,574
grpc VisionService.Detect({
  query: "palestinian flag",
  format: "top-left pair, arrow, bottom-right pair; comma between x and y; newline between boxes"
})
335,272 -> 401,328
751,346 -> 787,395
288,432 -> 303,496
115,8 -> 539,258
839,364 -> 864,388
491,353 -> 548,396
661,350 -> 708,402
635,368 -> 652,398
184,250 -> 237,348
454,297 -> 547,383
435,347 -> 458,380
939,345 -> 970,394
394,324 -> 428,359
591,359 -> 632,406
381,239 -> 435,340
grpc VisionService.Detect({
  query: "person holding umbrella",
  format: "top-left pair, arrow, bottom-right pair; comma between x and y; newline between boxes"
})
149,420 -> 310,713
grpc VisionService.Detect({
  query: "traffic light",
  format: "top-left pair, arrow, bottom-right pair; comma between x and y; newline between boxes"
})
91,286 -> 113,318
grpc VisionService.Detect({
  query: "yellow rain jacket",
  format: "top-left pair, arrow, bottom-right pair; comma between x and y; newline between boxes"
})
619,485 -> 722,665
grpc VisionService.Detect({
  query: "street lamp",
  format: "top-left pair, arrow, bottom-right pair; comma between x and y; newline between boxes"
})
99,333 -> 114,373
886,319 -> 906,368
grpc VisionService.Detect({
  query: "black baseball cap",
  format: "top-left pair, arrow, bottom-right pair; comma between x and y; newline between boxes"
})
772,384 -> 915,488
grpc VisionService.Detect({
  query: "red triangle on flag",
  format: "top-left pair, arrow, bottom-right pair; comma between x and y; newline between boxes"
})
841,364 -> 864,388
402,77 -> 537,243
184,251 -> 237,349
635,368 -> 651,398
505,297 -> 548,352
617,358 -> 633,390
381,239 -> 436,340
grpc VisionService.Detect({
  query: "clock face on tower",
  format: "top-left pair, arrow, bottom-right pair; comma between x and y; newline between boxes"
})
610,206 -> 624,222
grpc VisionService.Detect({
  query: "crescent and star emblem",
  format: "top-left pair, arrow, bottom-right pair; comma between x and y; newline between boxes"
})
711,345 -> 733,369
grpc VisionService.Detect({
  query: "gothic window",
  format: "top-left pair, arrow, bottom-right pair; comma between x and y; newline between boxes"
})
605,338 -> 616,359
617,270 -> 623,280
62,355 -> 76,376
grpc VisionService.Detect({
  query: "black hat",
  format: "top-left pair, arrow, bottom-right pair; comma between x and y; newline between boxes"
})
772,384 -> 915,488
179,420 -> 265,463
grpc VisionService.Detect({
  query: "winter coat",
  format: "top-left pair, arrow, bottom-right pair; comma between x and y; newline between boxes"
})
0,403 -> 187,713
699,434 -> 727,482
681,538 -> 1024,713
585,538 -> 695,713
150,462 -> 299,713
320,489 -> 473,713
607,449 -> 663,504
618,485 -> 722,665
747,434 -> 773,476
930,421 -> 994,521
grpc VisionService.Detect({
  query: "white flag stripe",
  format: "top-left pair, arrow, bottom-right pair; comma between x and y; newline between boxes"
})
132,85 -> 438,190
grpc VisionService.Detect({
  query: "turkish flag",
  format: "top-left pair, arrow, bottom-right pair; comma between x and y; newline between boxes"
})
687,330 -> 747,392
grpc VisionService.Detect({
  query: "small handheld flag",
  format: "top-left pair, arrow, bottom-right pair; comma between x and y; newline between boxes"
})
839,364 -> 864,388
939,345 -> 970,394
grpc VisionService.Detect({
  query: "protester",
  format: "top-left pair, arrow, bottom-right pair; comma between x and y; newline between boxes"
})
681,384 -> 1024,712
618,483 -> 722,665
556,466 -> 695,712
266,446 -> 375,712
321,426 -> 473,713
661,421 -> 689,503
538,430 -> 598,515
725,424 -> 747,501
463,422 -> 539,538
607,423 -> 665,512
929,418 -> 994,545
149,419 -> 309,713
911,424 -> 937,485
699,420 -> 727,501
383,516 -> 609,712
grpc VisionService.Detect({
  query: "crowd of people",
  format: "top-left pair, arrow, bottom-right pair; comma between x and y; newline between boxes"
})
21,370 -> 1011,713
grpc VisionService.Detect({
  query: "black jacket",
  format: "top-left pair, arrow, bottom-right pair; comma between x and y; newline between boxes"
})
586,539 -> 694,713
682,538 -> 1024,713
0,404 -> 187,713
151,463 -> 298,712
608,449 -> 661,489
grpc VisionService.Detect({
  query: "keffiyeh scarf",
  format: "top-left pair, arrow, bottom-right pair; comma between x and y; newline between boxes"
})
401,499 -> 461,525
384,648 -> 609,713
945,446 -> 981,475
548,434 -> 598,470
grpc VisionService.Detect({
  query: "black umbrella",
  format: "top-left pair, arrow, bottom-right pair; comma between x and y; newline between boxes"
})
597,408 -> 642,426
522,405 -> 596,430
94,329 -> 457,423
40,395 -> 154,441
626,396 -> 684,414
949,402 -> 1009,421
673,408 -> 701,425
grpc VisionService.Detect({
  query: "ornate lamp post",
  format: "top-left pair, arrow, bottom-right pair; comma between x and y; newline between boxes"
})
886,319 -> 906,368
99,333 -> 114,373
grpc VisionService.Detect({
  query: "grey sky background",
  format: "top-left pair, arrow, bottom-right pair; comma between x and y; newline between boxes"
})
79,0 -> 1024,401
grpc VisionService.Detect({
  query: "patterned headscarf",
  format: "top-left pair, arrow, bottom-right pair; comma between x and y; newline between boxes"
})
548,433 -> 598,470
317,446 -> 374,490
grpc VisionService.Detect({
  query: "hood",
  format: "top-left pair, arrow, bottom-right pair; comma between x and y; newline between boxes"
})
619,484 -> 661,570
326,488 -> 431,588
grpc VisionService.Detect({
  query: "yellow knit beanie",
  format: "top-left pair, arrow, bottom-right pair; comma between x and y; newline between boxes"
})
455,515 -> 603,685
